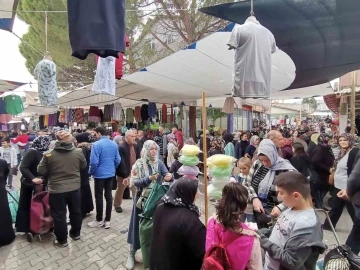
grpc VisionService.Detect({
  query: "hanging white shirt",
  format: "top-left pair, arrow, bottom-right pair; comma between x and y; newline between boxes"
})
92,56 -> 116,96
228,18 -> 276,98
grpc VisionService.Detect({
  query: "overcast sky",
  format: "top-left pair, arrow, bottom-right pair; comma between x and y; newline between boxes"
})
0,16 -> 34,83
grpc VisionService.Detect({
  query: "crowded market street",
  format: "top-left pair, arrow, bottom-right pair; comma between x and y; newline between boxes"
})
0,174 -> 353,270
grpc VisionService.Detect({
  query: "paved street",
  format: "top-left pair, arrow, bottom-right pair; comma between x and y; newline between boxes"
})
0,176 -> 354,270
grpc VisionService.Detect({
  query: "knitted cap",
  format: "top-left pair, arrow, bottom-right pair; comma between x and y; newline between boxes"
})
56,130 -> 73,143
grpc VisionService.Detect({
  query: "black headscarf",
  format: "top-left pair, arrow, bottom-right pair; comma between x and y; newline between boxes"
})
75,132 -> 92,143
162,177 -> 200,216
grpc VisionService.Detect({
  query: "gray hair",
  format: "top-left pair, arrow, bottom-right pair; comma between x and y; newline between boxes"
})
125,130 -> 135,137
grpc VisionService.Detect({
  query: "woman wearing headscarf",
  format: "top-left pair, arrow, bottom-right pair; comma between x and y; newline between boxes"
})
243,139 -> 295,226
126,140 -> 172,270
113,134 -> 123,146
244,135 -> 259,159
15,136 -> 51,234
75,133 -> 94,218
208,137 -> 224,156
310,133 -> 335,209
323,133 -> 359,230
224,133 -> 235,158
150,178 -> 205,270
307,133 -> 319,157
166,133 -> 178,168
0,159 -> 14,246
235,133 -> 249,159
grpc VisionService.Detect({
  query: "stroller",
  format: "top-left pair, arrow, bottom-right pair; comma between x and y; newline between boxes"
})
316,209 -> 360,270
26,186 -> 54,242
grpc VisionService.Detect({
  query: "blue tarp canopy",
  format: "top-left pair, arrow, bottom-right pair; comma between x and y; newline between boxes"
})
200,0 -> 360,90
0,0 -> 18,32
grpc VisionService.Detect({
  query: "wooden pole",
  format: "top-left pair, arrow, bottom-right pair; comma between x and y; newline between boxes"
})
202,92 -> 208,225
351,71 -> 356,135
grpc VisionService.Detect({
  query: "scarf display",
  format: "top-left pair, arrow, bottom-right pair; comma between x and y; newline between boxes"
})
32,136 -> 51,152
162,177 -> 200,216
257,139 -> 295,202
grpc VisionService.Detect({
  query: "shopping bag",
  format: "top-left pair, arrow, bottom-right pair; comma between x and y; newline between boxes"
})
30,191 -> 53,234
140,181 -> 170,218
7,189 -> 19,223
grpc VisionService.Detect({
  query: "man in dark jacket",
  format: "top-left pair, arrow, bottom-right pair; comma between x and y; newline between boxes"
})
38,130 -> 87,247
114,130 -> 140,213
338,150 -> 360,254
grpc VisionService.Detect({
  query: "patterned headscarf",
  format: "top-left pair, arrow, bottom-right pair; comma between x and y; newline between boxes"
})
162,177 -> 200,216
257,139 -> 296,202
337,133 -> 355,161
32,136 -> 51,152
184,137 -> 195,145
317,133 -> 331,147
250,135 -> 260,146
210,138 -> 223,150
134,140 -> 159,179
113,135 -> 123,145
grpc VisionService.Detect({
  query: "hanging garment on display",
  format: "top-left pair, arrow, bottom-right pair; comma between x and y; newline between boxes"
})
44,115 -> 49,127
34,58 -> 57,106
0,114 -> 12,124
221,97 -> 235,114
92,56 -> 116,96
141,104 -> 149,122
88,106 -> 101,122
148,103 -> 157,119
67,0 -> 126,60
126,108 -> 134,123
170,105 -> 174,123
59,109 -> 65,123
134,106 -> 141,122
113,103 -> 123,121
228,17 -> 276,98
75,108 -> 84,123
103,105 -> 113,121
5,95 -> 24,115
0,98 -> 6,114
162,104 -> 167,123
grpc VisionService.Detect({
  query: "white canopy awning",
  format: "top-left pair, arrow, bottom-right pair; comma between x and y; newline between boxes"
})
23,105 -> 58,115
58,25 -> 334,107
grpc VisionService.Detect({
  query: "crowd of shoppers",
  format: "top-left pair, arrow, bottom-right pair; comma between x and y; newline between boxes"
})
1,121 -> 360,270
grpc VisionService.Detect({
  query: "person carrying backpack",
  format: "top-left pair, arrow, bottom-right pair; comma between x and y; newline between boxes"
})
204,182 -> 262,270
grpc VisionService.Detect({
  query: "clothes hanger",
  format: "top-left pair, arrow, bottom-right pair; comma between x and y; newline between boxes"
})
245,0 -> 260,24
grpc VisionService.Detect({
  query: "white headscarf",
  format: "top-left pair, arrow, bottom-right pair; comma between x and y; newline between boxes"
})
257,139 -> 296,200
134,140 -> 159,179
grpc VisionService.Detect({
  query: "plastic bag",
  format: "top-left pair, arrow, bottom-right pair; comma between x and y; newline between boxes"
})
211,165 -> 233,178
179,155 -> 200,166
207,154 -> 235,167
178,165 -> 200,177
181,145 -> 202,156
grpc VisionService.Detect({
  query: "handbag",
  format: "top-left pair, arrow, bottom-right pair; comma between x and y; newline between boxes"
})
317,209 -> 360,270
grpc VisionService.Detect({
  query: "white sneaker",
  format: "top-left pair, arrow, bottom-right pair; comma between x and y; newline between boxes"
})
104,221 -> 110,229
87,220 -> 104,228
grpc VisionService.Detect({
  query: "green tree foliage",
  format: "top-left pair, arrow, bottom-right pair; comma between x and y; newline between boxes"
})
302,97 -> 318,112
17,0 -> 232,89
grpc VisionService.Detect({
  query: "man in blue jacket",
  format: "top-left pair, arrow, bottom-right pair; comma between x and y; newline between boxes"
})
87,126 -> 121,229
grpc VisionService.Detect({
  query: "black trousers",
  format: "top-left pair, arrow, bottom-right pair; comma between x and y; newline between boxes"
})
49,189 -> 82,243
324,188 -> 355,228
346,214 -> 360,255
94,178 -> 113,222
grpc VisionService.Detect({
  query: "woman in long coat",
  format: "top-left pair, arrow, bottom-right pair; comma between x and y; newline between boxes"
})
75,133 -> 94,218
0,158 -> 15,246
15,136 -> 51,234
126,140 -> 171,270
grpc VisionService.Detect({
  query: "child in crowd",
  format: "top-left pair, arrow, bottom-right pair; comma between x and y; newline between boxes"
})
169,152 -> 182,180
205,182 -> 262,270
257,171 -> 326,270
0,137 -> 18,189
